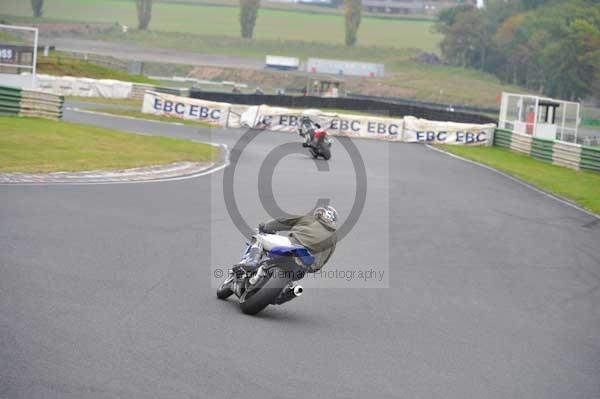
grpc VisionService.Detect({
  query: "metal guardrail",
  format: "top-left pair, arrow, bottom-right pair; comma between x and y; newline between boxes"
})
189,89 -> 496,125
0,85 -> 22,116
347,93 -> 500,116
580,146 -> 600,172
0,85 -> 63,120
530,137 -> 554,163
493,128 -> 600,172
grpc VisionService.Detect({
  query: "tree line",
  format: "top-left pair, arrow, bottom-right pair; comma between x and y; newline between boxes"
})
435,0 -> 600,101
30,0 -> 364,46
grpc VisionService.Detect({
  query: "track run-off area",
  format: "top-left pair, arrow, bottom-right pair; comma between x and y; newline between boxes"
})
1,109 -> 599,399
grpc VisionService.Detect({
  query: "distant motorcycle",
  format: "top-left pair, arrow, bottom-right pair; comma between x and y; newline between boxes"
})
216,231 -> 313,315
298,116 -> 332,160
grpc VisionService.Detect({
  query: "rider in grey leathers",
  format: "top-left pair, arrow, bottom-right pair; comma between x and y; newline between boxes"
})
259,205 -> 338,272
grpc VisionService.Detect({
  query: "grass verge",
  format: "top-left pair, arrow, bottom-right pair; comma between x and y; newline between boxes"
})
0,116 -> 218,173
38,52 -> 158,84
437,145 -> 600,215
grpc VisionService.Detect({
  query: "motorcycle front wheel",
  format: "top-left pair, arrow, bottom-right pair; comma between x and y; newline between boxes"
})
216,275 -> 234,299
320,145 -> 331,160
239,267 -> 290,315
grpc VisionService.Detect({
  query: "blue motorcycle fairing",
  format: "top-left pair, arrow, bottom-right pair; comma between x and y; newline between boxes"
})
268,245 -> 315,267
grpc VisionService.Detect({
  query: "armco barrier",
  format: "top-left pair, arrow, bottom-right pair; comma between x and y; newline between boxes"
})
493,129 -> 512,149
494,128 -> 600,172
552,141 -> 581,170
189,90 -> 495,125
0,86 -> 22,116
510,132 -> 532,155
0,85 -> 63,120
530,137 -> 554,163
580,146 -> 600,172
131,83 -> 155,100
20,90 -> 63,120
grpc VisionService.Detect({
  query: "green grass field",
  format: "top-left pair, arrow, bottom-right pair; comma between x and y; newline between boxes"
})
0,0 -> 440,51
382,63 -> 518,107
438,145 -> 600,215
0,116 -> 217,173
38,52 -> 157,84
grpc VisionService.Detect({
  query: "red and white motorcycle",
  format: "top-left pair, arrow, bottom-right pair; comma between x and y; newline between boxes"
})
298,116 -> 332,160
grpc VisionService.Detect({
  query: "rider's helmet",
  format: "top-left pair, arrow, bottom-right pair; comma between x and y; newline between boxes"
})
314,205 -> 338,228
300,116 -> 312,126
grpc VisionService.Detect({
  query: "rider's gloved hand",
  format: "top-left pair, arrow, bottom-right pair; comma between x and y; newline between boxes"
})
258,223 -> 271,234
258,222 -> 276,234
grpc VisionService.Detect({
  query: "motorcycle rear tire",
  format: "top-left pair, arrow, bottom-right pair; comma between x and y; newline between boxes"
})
239,268 -> 290,315
321,146 -> 331,160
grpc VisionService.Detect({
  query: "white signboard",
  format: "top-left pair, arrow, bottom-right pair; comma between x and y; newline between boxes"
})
403,116 -> 495,145
142,91 -> 237,126
142,91 -> 495,145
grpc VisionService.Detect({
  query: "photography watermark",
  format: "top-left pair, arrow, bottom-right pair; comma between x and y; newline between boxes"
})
213,267 -> 386,284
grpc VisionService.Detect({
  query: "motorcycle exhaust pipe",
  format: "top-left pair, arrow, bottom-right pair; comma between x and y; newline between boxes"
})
293,285 -> 303,297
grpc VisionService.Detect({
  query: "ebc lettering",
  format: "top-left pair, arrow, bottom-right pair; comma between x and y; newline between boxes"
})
210,109 -> 221,120
456,132 -> 476,143
367,122 -> 377,134
199,107 -> 209,118
416,131 -> 448,141
276,115 -> 297,126
330,119 -> 361,132
175,103 -> 185,115
261,115 -> 273,125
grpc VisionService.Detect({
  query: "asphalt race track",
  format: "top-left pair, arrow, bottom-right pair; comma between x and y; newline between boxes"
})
1,110 -> 600,399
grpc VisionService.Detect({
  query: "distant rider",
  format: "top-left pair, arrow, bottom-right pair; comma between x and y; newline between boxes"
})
259,205 -> 338,272
299,116 -> 321,148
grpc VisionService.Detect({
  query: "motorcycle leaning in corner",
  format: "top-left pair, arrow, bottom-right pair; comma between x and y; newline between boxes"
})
216,230 -> 313,315
298,116 -> 332,160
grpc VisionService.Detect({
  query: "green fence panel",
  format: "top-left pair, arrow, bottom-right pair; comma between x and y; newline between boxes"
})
530,137 -> 554,162
0,87 -> 22,116
494,129 -> 512,149
580,146 -> 600,172
0,85 -> 22,94
582,119 -> 600,127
